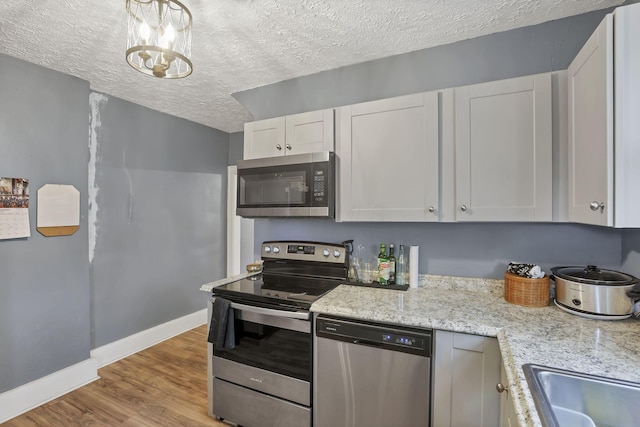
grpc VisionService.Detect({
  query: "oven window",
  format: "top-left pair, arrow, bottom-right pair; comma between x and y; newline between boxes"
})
238,168 -> 310,207
214,319 -> 311,381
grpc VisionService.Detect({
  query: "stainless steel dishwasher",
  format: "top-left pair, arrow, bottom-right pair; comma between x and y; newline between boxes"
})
314,315 -> 432,427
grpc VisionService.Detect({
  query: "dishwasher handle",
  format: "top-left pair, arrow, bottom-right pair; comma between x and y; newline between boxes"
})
352,339 -> 385,348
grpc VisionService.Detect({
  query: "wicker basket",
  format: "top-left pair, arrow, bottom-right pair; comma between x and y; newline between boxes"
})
504,272 -> 550,307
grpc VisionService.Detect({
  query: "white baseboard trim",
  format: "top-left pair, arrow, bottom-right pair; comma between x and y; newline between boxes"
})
90,308 -> 208,368
0,358 -> 99,424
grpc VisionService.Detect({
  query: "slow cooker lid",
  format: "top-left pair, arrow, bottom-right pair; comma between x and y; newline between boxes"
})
552,265 -> 639,286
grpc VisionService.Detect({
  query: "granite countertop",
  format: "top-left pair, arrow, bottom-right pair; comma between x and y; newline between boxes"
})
199,271 -> 260,292
310,275 -> 640,427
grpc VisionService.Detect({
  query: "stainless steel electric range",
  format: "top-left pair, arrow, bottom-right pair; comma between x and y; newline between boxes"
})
207,240 -> 350,427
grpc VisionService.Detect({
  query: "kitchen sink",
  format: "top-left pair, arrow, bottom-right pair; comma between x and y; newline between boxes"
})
523,364 -> 640,427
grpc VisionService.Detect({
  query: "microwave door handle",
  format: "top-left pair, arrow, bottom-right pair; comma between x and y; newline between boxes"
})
218,299 -> 311,320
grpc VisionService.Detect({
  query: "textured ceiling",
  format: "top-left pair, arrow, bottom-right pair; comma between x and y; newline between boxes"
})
0,0 -> 624,133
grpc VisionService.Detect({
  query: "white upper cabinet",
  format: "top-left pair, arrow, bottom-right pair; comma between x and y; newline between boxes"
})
285,109 -> 334,155
454,74 -> 553,222
568,3 -> 640,227
243,117 -> 286,159
336,92 -> 439,222
243,109 -> 334,160
568,13 -> 613,226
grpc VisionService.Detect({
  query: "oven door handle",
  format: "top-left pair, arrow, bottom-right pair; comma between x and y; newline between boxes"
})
227,301 -> 311,321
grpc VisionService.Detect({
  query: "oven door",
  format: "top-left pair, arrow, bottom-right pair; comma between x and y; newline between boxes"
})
236,151 -> 334,218
211,299 -> 312,406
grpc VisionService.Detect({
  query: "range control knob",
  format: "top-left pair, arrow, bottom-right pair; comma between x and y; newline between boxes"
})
264,246 -> 271,253
273,246 -> 280,254
323,249 -> 330,257
333,250 -> 341,258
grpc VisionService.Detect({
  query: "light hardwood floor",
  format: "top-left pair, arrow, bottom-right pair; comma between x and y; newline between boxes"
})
3,325 -> 226,426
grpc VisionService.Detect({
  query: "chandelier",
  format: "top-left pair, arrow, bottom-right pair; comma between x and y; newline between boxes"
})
126,0 -> 193,79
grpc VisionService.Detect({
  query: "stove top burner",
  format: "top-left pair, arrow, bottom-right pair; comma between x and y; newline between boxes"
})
213,240 -> 350,310
214,275 -> 342,309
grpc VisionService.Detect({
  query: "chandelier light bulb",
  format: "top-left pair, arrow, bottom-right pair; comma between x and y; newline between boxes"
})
160,24 -> 175,49
139,22 -> 151,44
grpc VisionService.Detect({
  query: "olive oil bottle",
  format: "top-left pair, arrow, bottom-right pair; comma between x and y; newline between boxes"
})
377,243 -> 391,284
388,244 -> 397,284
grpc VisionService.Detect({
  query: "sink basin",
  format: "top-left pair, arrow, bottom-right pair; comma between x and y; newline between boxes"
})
523,364 -> 640,427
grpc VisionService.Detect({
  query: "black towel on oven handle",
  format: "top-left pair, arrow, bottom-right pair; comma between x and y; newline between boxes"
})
207,297 -> 236,350
224,307 -> 235,349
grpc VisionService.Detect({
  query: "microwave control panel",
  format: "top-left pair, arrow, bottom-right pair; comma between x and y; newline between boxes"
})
312,164 -> 328,204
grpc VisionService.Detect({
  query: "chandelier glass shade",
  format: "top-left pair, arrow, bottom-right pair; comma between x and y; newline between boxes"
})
126,0 -> 193,79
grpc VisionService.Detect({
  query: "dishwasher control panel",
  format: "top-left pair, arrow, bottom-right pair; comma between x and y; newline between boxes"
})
383,333 -> 417,347
316,315 -> 432,357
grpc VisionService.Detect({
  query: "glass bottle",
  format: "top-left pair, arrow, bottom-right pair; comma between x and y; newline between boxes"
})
396,244 -> 407,286
388,244 -> 396,284
377,243 -> 390,284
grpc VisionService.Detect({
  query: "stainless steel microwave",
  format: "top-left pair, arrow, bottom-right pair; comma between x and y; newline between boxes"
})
236,152 -> 335,218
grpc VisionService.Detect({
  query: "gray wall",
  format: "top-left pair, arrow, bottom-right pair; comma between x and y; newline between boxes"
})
622,230 -> 640,278
0,55 -> 90,393
89,94 -> 228,347
238,6 -> 640,279
228,132 -> 244,165
254,221 -> 624,279
0,54 -> 231,394
233,8 -> 614,120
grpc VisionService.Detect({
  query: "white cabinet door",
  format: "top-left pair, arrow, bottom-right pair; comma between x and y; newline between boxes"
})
499,360 -> 516,427
567,15 -> 614,226
432,331 -> 501,427
568,4 -> 640,228
244,110 -> 334,160
336,92 -> 439,222
454,74 -> 552,222
285,109 -> 334,155
613,4 -> 640,227
243,117 -> 286,160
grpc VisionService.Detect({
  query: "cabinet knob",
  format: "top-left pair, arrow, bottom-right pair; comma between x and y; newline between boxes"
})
589,201 -> 605,213
496,383 -> 508,393
428,206 -> 435,213
286,144 -> 292,151
276,144 -> 282,151
460,205 -> 467,212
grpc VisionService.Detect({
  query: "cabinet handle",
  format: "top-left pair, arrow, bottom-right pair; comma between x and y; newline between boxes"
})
286,144 -> 292,151
496,383 -> 508,393
460,205 -> 467,212
428,206 -> 435,213
589,201 -> 605,213
276,144 -> 282,151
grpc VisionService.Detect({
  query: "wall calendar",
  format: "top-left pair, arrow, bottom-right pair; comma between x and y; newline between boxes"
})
0,177 -> 31,240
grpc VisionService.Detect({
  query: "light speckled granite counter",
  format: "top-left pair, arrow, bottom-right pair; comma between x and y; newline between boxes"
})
199,271 -> 260,292
310,275 -> 640,427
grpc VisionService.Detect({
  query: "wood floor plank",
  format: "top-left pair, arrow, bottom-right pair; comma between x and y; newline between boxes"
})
2,325 -> 226,427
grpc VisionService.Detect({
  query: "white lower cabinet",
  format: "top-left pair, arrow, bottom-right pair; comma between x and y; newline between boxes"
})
432,331 -> 501,427
499,360 -> 517,427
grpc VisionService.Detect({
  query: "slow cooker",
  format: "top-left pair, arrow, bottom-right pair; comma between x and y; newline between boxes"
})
551,265 -> 640,319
